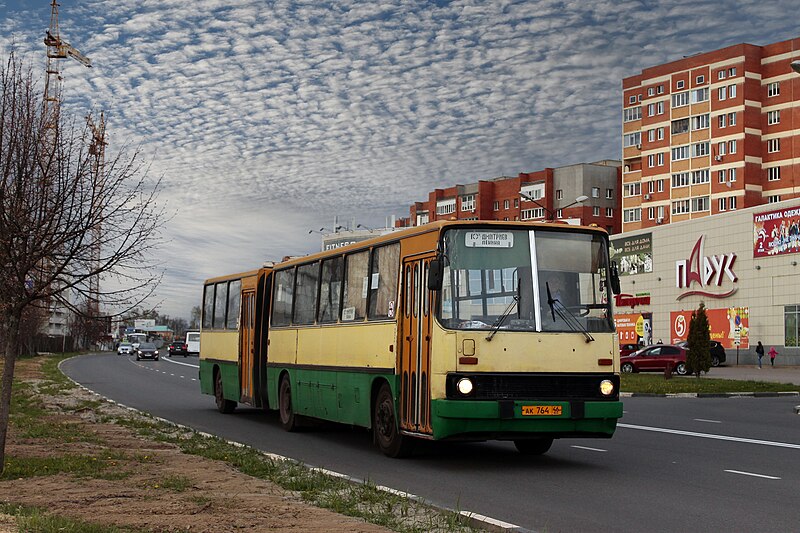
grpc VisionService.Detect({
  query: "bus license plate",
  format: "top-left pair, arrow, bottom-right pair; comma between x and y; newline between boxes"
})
521,405 -> 562,416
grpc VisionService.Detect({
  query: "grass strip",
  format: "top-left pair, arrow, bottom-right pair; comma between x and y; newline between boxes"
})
621,373 -> 799,394
0,502 -> 145,533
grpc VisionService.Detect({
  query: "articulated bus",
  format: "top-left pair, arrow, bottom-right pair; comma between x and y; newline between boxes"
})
199,220 -> 623,457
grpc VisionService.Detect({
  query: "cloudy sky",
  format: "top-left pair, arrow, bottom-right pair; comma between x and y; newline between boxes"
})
1,0 -> 797,320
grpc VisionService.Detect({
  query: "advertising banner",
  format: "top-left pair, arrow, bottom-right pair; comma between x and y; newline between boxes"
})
669,307 -> 749,349
610,233 -> 652,276
614,313 -> 652,345
134,319 -> 155,329
753,205 -> 800,258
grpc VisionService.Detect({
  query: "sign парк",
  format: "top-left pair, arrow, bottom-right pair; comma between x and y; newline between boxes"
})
675,235 -> 737,300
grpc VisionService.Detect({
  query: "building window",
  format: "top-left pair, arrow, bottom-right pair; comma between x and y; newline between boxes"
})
767,82 -> 780,97
691,169 -> 709,184
672,91 -> 689,108
461,194 -> 475,212
606,207 -> 613,217
768,195 -> 781,204
629,95 -> 637,104
691,196 -> 710,212
514,198 -> 519,208
672,145 -> 689,161
657,101 -> 664,114
436,199 -> 456,215
647,103 -> 655,117
657,152 -> 664,166
648,129 -> 655,142
593,206 -> 600,216
592,187 -> 600,198
718,70 -> 726,80
623,183 -> 641,197
648,181 -> 655,194
718,114 -> 726,128
520,208 -> 545,220
718,169 -> 727,183
671,118 -> 689,135
718,86 -> 727,101
728,84 -> 737,98
493,201 -> 499,211
657,85 -> 664,94
728,140 -> 737,154
768,166 -> 781,181
556,189 -> 563,200
503,199 -> 510,210
672,172 -> 689,188
416,212 -> 429,225
556,209 -> 563,218
718,198 -> 727,212
624,132 -> 641,147
647,87 -> 655,97
623,106 -> 641,122
718,142 -> 726,156
785,306 -> 800,347
729,67 -> 736,77
767,110 -> 780,125
691,114 -> 709,130
657,179 -> 664,193
657,127 -> 664,140
648,206 -> 656,220
767,138 -> 780,153
606,188 -> 613,199
648,154 -> 655,168
692,142 -> 709,158
730,196 -> 737,210
676,80 -> 685,89
623,208 -> 641,223
729,168 -> 737,182
696,74 -> 705,84
728,112 -> 736,126
672,199 -> 690,215
691,88 -> 708,103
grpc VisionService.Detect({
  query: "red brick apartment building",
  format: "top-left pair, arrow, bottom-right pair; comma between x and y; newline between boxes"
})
397,161 -> 622,234
621,37 -> 800,232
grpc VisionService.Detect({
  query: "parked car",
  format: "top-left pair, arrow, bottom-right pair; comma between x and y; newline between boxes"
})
620,344 -> 689,375
619,343 -> 641,358
168,340 -> 188,357
135,342 -> 160,361
117,342 -> 134,356
676,340 -> 727,367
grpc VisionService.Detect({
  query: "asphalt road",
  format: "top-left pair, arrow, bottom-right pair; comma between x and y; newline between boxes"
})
61,353 -> 800,533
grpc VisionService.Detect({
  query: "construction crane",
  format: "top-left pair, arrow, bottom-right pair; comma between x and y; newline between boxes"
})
86,112 -> 106,318
42,0 -> 91,129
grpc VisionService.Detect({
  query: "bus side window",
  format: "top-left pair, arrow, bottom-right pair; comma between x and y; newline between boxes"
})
342,250 -> 369,321
226,279 -> 241,329
318,256 -> 343,323
202,284 -> 215,329
368,243 -> 400,319
272,269 -> 295,326
293,262 -> 320,325
213,281 -> 228,329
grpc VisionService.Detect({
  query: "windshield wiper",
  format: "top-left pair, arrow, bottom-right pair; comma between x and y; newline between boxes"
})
545,282 -> 595,343
485,295 -> 519,341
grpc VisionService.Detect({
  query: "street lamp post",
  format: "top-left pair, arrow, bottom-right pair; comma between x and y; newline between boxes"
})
519,192 -> 589,221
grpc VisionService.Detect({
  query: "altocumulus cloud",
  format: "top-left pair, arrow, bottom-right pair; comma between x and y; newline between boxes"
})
0,0 -> 797,318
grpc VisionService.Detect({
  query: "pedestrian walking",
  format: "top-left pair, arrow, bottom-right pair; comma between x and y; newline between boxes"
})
756,341 -> 764,368
768,346 -> 778,367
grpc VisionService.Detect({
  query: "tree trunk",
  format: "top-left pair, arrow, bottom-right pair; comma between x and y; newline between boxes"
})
0,312 -> 21,475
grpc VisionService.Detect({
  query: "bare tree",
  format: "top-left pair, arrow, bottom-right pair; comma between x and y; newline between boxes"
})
0,52 -> 165,473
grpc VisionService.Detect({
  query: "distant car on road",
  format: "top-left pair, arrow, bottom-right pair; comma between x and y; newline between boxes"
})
185,331 -> 200,356
676,340 -> 726,367
117,342 -> 134,356
168,340 -> 188,357
621,344 -> 689,375
135,342 -> 160,361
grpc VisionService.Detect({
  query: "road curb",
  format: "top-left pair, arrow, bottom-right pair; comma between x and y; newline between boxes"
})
621,391 -> 799,398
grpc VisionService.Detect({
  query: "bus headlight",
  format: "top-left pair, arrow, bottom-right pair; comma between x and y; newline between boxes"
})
599,379 -> 615,396
456,378 -> 474,396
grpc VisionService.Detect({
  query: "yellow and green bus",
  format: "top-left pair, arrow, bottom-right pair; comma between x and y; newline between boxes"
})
200,220 -> 623,456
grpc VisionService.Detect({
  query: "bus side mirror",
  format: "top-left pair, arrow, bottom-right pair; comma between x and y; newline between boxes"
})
610,261 -> 621,295
428,259 -> 443,291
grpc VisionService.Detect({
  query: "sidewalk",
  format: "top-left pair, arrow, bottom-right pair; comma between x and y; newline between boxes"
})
703,364 -> 800,386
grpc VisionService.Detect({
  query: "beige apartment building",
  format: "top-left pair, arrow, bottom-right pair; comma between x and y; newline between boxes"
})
621,37 -> 800,233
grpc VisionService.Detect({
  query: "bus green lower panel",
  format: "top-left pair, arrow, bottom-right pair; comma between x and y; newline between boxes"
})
431,399 -> 622,440
199,359 -> 240,403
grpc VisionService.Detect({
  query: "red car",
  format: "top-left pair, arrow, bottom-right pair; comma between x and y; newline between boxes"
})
619,343 -> 640,358
620,344 -> 689,375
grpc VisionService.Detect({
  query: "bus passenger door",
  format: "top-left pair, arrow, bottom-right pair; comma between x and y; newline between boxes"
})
400,254 -> 434,435
239,289 -> 256,404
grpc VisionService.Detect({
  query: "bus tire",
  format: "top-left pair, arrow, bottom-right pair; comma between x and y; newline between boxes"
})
278,374 -> 299,431
373,383 -> 413,458
214,369 -> 236,414
514,437 -> 553,455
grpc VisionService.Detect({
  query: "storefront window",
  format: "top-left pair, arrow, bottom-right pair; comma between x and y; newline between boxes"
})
784,306 -> 799,347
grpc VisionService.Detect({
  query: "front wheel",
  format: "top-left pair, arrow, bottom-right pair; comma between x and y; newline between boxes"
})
675,362 -> 688,375
514,437 -> 554,455
214,369 -> 236,414
373,383 -> 413,458
711,356 -> 720,367
278,374 -> 299,431
621,362 -> 634,373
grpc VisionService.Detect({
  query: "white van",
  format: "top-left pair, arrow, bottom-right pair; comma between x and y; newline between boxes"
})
185,331 -> 200,356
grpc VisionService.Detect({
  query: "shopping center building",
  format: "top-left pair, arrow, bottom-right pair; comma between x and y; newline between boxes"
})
612,197 -> 800,366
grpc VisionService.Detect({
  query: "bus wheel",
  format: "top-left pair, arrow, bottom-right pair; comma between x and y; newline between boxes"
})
514,438 -> 553,455
214,370 -> 236,414
278,375 -> 299,431
373,384 -> 413,458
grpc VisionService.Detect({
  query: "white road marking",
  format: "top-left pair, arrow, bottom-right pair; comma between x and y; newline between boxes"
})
571,445 -> 607,452
693,418 -> 722,424
163,357 -> 199,369
619,423 -> 800,449
724,469 -> 781,480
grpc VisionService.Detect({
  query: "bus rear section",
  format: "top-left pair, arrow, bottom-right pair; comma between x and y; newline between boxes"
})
185,331 -> 200,355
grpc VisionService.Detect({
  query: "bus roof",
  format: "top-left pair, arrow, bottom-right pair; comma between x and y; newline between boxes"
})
203,268 -> 264,286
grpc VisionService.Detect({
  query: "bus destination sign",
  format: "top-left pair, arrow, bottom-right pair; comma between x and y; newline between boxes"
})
465,231 -> 514,248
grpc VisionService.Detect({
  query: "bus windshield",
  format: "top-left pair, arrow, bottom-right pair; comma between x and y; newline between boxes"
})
439,228 -> 614,333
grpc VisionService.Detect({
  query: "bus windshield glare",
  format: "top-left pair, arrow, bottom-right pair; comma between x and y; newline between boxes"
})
439,228 -> 614,333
